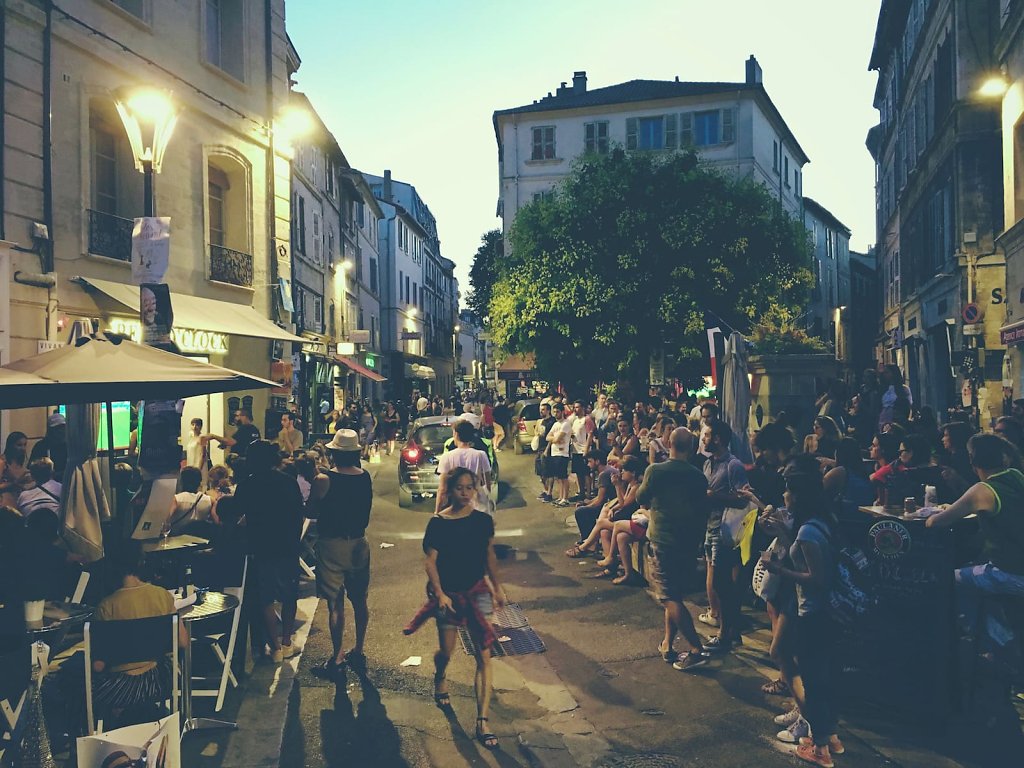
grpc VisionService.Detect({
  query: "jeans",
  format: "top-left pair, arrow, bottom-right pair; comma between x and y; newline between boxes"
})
954,562 -> 1024,644
796,612 -> 837,746
575,504 -> 602,540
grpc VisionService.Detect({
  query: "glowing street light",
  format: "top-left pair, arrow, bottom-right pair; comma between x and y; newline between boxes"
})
115,87 -> 179,215
978,74 -> 1008,99
276,106 -> 314,151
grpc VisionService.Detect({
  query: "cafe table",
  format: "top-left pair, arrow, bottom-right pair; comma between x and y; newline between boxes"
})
177,590 -> 239,736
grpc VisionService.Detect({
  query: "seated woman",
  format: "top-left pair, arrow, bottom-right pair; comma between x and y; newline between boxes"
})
939,421 -> 977,498
577,456 -> 644,575
871,433 -> 931,507
824,437 -> 875,517
609,419 -> 640,461
810,416 -> 841,467
607,507 -> 649,586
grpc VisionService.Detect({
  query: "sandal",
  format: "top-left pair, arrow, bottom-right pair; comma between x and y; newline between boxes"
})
565,544 -> 592,558
433,672 -> 451,708
762,678 -> 790,696
311,659 -> 343,680
476,717 -> 498,750
612,573 -> 641,586
657,643 -> 677,663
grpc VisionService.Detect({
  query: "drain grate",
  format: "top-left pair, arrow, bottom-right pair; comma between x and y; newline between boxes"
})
457,602 -> 545,657
598,755 -> 685,768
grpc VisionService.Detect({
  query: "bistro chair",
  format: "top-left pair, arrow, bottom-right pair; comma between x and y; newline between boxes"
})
83,614 -> 179,735
191,556 -> 248,712
298,519 -> 316,580
0,640 -> 31,766
66,570 -> 90,605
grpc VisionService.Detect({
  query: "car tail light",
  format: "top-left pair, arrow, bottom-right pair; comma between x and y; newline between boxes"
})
403,443 -> 421,463
518,417 -> 527,432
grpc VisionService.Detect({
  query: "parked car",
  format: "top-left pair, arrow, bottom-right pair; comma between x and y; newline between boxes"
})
398,415 -> 499,508
509,399 -> 542,454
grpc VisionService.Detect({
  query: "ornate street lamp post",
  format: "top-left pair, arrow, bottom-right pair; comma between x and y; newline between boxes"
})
115,88 -> 178,217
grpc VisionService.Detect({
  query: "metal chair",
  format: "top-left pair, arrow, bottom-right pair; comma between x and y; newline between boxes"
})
0,640 -> 31,766
83,614 -> 179,735
191,556 -> 248,712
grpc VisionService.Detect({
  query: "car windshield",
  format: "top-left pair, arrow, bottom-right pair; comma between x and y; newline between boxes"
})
414,425 -> 451,451
518,404 -> 540,420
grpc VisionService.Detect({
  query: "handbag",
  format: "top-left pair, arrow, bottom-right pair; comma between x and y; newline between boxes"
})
720,501 -> 758,548
530,434 -> 541,452
752,537 -> 785,601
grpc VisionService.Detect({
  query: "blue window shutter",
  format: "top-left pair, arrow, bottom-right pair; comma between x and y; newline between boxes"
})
680,113 -> 693,147
626,118 -> 638,150
722,108 -> 735,142
664,114 -> 677,149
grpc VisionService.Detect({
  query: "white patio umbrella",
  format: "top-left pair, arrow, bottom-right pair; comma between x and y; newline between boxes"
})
0,331 -> 277,405
720,331 -> 753,464
61,402 -> 110,563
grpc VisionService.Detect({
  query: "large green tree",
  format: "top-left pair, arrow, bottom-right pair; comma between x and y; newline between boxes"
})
467,229 -> 502,319
488,149 -> 812,392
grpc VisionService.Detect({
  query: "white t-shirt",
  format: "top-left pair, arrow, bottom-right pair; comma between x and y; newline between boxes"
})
548,419 -> 571,458
569,415 -> 591,455
169,491 -> 213,535
436,447 -> 493,513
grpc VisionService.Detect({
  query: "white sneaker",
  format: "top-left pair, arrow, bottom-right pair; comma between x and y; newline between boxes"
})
774,706 -> 802,726
697,611 -> 720,628
776,716 -> 809,744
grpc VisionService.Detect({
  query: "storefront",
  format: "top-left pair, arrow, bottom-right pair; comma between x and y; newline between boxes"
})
335,354 -> 387,408
496,354 -> 538,399
77,276 -> 305,457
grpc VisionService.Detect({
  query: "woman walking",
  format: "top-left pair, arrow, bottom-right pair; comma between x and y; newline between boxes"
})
404,467 -> 507,750
380,402 -> 401,455
309,430 -> 373,677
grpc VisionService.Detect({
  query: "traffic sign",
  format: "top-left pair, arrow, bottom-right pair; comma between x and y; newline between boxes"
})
962,303 -> 981,324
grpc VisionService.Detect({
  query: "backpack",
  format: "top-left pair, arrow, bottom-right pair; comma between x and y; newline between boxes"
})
805,519 -> 876,627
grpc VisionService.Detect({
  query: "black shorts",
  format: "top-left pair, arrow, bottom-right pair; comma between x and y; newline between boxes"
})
571,453 -> 587,476
545,456 -> 569,479
255,556 -> 299,606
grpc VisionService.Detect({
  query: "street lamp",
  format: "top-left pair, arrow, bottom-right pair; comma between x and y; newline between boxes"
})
114,88 -> 178,217
978,73 -> 1009,99
452,324 -> 460,392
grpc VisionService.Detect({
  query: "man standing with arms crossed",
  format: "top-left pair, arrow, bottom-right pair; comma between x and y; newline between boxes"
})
547,404 -> 572,507
568,400 -> 594,502
637,427 -> 710,671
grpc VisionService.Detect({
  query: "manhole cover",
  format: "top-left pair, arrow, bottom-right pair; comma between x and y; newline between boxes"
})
600,755 -> 683,768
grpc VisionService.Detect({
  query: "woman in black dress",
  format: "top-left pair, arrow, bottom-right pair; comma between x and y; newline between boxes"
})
404,467 -> 506,750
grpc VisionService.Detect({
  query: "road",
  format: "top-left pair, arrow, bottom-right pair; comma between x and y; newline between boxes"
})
184,449 -> 991,768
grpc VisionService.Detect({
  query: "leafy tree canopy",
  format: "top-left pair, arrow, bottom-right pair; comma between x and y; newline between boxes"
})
488,149 -> 813,392
467,229 -> 502,320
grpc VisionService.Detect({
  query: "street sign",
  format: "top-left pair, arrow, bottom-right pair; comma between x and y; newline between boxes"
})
962,324 -> 984,336
349,329 -> 371,344
962,303 -> 981,324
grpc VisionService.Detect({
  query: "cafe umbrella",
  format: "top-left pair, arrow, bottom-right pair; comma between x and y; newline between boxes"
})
720,331 -> 753,464
0,331 -> 278,560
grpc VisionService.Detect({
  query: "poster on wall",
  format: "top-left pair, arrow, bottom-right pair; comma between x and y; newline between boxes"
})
140,283 -> 174,350
131,216 -> 171,285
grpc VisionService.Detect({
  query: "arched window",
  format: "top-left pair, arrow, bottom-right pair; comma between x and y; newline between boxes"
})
206,149 -> 253,287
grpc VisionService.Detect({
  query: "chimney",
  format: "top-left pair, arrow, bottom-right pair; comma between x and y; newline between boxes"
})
556,80 -> 570,97
745,55 -> 762,85
383,169 -> 392,202
572,71 -> 587,93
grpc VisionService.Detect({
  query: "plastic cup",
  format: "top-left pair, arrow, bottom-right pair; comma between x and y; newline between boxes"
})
24,599 -> 45,624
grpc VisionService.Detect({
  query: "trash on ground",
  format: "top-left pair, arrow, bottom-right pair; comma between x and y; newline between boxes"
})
400,656 -> 422,667
380,542 -> 395,549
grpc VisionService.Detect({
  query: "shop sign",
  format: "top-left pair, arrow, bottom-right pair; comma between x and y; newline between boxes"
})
109,317 -> 228,355
400,330 -> 422,340
1001,322 -> 1024,346
337,342 -> 356,355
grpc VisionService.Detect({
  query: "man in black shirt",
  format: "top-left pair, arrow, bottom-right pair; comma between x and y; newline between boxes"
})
202,408 -> 261,458
491,397 -> 510,451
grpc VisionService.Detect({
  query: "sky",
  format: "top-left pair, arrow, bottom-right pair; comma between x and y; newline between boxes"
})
286,0 -> 883,302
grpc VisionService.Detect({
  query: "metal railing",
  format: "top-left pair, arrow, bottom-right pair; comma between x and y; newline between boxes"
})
87,209 -> 133,262
209,244 -> 254,287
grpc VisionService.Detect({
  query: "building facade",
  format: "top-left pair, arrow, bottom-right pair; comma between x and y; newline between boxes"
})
493,57 -> 809,238
803,197 -> 853,364
867,0 -> 1004,422
3,0 -> 296,449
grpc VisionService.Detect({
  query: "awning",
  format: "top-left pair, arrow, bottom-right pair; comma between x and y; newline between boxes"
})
336,355 -> 387,382
498,353 -> 536,373
78,276 -> 306,344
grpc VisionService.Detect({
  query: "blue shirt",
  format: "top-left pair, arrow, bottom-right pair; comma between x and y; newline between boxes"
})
791,520 -> 833,617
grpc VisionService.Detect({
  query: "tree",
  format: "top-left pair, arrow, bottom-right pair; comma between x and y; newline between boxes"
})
467,229 -> 502,319
488,149 -> 813,392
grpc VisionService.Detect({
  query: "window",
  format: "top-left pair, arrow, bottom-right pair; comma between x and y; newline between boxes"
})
784,157 -> 790,188
312,212 -> 321,265
297,196 -> 306,254
371,315 -> 377,347
626,115 -> 676,151
204,0 -> 244,81
405,275 -> 411,304
773,141 -> 779,173
312,294 -> 324,334
357,201 -> 365,227
92,125 -> 118,215
207,166 -> 227,247
531,126 -> 556,160
532,190 -> 554,203
111,0 -> 145,19
370,258 -> 378,293
584,121 -> 609,154
413,282 -> 418,307
679,109 -> 734,146
693,111 -> 720,146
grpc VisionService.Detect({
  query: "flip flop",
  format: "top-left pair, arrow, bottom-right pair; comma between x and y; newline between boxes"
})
565,544 -> 592,558
612,573 -> 641,586
589,568 -> 618,579
476,718 -> 498,750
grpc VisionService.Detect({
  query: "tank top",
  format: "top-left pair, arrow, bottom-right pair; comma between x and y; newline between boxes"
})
317,470 -> 373,539
979,468 -> 1024,575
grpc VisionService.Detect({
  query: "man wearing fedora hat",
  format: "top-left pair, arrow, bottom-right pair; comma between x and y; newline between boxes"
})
308,429 -> 374,676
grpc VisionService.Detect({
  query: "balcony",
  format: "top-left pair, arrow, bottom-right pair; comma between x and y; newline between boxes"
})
209,244 -> 254,288
87,209 -> 133,262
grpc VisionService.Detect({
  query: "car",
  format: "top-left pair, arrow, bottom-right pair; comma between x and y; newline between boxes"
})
509,399 -> 542,454
398,415 -> 499,508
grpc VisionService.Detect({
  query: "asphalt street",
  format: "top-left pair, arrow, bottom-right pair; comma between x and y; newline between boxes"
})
180,449 -> 999,768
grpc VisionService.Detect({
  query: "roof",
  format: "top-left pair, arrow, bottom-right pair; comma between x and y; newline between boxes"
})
802,197 -> 852,236
498,353 -> 536,372
492,78 -> 809,165
868,0 -> 912,71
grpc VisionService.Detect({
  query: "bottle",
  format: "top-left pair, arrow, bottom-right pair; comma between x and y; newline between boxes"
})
184,564 -> 193,598
924,485 -> 937,508
903,496 -> 917,516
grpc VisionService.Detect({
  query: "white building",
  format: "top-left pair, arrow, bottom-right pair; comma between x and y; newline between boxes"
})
803,197 -> 852,359
493,57 -> 809,235
3,0 -> 297,449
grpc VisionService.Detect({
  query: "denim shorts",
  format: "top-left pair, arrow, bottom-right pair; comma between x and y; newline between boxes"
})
437,591 -> 493,630
704,525 -> 740,567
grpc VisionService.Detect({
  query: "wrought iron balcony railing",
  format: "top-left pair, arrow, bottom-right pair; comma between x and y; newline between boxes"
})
87,209 -> 133,262
209,244 -> 254,288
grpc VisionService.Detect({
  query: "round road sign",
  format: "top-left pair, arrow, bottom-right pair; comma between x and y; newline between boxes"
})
962,303 -> 981,324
